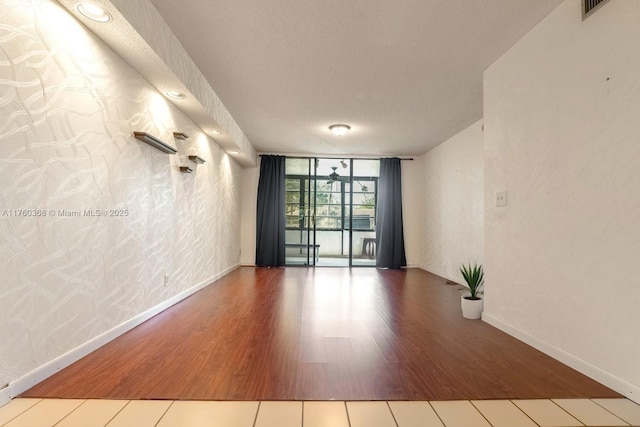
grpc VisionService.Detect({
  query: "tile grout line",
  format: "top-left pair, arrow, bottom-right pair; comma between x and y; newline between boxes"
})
0,398 -> 43,427
589,398 -> 632,426
505,399 -> 542,427
426,400 -> 447,427
104,400 -> 132,427
153,400 -> 175,427
52,399 -> 87,426
548,399 -> 586,426
252,401 -> 261,427
344,401 -> 352,427
468,400 -> 497,427
385,401 -> 400,427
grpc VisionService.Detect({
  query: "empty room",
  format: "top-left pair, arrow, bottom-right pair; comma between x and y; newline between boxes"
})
1,0 -> 639,426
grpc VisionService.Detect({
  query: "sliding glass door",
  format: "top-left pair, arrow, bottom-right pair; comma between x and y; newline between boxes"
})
284,158 -> 316,266
284,157 -> 379,267
312,158 -> 350,266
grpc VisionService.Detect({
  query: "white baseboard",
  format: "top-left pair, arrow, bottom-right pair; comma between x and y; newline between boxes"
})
4,264 -> 239,405
0,384 -> 11,407
483,312 -> 640,404
418,265 -> 463,285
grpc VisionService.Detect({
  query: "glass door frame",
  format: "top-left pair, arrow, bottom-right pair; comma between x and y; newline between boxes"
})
284,158 -> 317,266
284,156 -> 378,267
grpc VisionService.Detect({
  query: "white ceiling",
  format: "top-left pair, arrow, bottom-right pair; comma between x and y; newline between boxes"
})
149,0 -> 563,157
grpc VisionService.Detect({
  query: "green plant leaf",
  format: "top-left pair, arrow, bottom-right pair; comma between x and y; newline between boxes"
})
459,262 -> 484,298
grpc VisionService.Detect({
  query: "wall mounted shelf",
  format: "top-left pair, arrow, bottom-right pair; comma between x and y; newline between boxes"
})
179,166 -> 193,173
173,132 -> 189,140
188,155 -> 206,164
134,132 -> 177,154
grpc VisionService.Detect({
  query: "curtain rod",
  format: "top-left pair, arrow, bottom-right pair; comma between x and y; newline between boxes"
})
258,155 -> 413,160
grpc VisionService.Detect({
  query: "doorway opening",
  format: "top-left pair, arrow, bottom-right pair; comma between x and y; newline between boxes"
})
284,157 -> 380,266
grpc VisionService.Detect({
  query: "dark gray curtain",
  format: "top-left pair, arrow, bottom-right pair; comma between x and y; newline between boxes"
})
255,155 -> 286,266
376,157 -> 407,269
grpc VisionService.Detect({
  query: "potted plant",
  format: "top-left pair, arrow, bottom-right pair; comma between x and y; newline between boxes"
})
460,262 -> 484,319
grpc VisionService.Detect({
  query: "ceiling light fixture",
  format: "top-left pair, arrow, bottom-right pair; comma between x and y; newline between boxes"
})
76,3 -> 111,22
165,90 -> 186,99
228,151 -> 239,155
208,130 -> 222,135
329,124 -> 351,137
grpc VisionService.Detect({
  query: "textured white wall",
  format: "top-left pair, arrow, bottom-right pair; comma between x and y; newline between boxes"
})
483,0 -> 640,400
240,166 -> 258,265
420,120 -> 484,282
104,0 -> 257,164
0,0 -> 241,393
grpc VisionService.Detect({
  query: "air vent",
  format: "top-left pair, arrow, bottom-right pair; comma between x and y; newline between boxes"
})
582,0 -> 611,20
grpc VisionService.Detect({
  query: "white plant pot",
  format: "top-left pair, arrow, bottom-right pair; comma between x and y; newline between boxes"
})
461,296 -> 483,319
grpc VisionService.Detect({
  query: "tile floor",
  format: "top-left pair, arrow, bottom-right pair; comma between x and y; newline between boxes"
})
1,397 -> 639,427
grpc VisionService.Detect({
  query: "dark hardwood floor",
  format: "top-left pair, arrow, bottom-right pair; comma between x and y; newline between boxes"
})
22,267 -> 620,401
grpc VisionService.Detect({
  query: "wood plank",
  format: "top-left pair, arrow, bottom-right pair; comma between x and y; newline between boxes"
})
21,267 -> 620,401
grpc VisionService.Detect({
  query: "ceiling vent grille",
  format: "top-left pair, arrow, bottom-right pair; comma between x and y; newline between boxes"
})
583,0 -> 611,20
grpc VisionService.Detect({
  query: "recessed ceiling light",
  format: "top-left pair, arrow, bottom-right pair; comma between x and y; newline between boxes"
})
77,3 -> 111,23
329,124 -> 351,137
228,151 -> 239,155
208,130 -> 222,135
165,90 -> 186,99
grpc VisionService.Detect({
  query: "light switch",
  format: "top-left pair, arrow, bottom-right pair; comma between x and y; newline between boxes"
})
496,191 -> 508,207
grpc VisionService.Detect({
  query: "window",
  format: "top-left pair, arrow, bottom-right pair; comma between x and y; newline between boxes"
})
285,176 -> 377,231
314,180 -> 343,230
285,177 -> 305,228
347,180 -> 377,231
